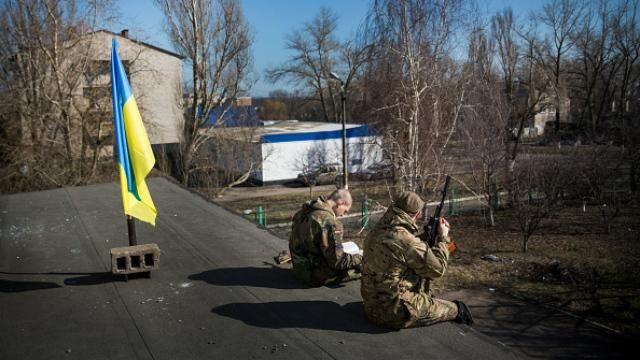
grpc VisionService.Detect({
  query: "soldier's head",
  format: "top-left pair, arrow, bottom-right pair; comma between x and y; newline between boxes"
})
393,191 -> 425,222
328,188 -> 352,217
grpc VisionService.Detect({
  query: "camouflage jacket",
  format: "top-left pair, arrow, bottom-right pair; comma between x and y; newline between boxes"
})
360,206 -> 451,328
289,196 -> 362,286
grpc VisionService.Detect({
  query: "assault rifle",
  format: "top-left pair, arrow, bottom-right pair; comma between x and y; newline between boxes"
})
422,175 -> 456,253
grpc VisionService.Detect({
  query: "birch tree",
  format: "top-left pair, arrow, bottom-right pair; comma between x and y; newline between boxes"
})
363,0 -> 465,193
155,0 -> 253,184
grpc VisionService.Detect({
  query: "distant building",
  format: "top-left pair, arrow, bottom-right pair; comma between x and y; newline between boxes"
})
82,29 -> 184,146
532,90 -> 571,135
204,96 -> 259,128
513,82 -> 571,136
9,29 -> 184,158
205,120 -> 383,184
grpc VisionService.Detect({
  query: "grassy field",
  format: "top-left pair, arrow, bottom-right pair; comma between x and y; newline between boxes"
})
214,181 -> 640,337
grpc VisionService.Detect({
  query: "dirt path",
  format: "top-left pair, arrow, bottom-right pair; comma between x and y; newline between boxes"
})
214,183 -> 340,203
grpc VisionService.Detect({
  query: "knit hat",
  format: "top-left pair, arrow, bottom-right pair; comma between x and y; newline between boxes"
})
394,191 -> 425,214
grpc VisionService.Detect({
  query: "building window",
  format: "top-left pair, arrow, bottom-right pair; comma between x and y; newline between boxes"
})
84,111 -> 113,147
85,60 -> 130,84
83,86 -> 111,106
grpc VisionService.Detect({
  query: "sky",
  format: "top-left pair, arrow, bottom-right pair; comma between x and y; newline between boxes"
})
113,0 -> 543,97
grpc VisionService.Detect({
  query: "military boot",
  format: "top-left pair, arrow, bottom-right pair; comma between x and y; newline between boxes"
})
453,300 -> 474,326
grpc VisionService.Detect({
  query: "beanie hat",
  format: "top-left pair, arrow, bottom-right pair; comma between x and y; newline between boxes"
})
394,191 -> 425,214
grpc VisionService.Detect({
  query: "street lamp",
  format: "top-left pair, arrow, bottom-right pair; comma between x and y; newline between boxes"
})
329,71 -> 348,189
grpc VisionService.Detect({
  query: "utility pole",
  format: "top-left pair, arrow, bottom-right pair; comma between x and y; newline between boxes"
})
330,72 -> 348,189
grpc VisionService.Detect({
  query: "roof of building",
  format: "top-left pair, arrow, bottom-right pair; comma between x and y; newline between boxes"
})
0,177 -> 520,360
203,120 -> 372,144
94,29 -> 185,59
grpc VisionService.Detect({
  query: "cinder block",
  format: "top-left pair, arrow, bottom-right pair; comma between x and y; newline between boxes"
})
110,243 -> 160,275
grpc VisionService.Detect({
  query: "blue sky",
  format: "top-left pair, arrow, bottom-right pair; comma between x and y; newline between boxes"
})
113,0 -> 542,97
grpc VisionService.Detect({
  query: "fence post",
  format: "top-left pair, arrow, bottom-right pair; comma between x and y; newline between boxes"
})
362,195 -> 370,229
491,182 -> 499,208
448,188 -> 457,216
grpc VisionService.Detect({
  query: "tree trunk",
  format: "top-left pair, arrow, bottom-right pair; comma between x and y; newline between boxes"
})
489,206 -> 495,227
630,157 -> 637,193
180,149 -> 192,185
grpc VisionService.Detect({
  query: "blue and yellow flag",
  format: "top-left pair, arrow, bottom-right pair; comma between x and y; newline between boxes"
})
110,38 -> 157,226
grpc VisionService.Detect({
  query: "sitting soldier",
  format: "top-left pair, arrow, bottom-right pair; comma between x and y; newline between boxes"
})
289,189 -> 362,286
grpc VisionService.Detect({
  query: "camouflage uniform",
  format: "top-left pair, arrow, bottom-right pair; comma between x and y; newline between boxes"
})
289,195 -> 362,286
360,205 -> 458,329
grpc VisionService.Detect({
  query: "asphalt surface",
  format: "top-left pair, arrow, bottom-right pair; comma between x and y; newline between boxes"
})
3,177 -> 635,360
1,177 -> 519,360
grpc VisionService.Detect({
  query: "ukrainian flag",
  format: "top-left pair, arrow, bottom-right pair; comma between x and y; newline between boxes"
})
110,38 -> 157,226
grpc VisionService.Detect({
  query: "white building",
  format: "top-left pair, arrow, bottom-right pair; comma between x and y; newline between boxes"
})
211,120 -> 384,184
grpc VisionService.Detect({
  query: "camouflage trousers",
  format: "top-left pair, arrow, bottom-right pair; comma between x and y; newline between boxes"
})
402,297 -> 458,328
293,259 -> 361,287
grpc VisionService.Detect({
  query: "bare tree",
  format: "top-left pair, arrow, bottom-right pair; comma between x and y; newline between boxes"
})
569,0 -> 619,132
259,99 -> 288,120
492,8 -> 519,115
267,7 -> 340,123
363,0 -> 465,193
573,145 -> 624,234
611,0 -> 640,193
264,89 -> 312,120
507,153 -> 569,252
267,7 -> 373,125
461,25 -> 509,227
0,0 -> 117,192
155,0 -> 253,184
191,125 -> 264,197
509,26 -> 552,165
533,0 -> 583,133
296,142 -> 337,198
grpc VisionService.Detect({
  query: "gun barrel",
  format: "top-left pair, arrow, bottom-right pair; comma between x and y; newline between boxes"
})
424,175 -> 452,246
441,176 -> 451,203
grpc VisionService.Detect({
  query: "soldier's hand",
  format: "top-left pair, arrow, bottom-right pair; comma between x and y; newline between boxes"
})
447,240 -> 457,255
438,217 -> 450,238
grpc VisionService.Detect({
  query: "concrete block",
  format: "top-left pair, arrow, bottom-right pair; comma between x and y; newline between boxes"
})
110,243 -> 160,275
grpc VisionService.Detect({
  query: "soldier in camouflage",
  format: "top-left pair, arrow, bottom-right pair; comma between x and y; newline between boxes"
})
360,191 -> 473,328
289,189 -> 362,286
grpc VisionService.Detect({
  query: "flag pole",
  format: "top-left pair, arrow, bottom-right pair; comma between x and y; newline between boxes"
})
127,215 -> 137,246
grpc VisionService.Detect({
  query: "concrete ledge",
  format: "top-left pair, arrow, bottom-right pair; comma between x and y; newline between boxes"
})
110,243 -> 160,274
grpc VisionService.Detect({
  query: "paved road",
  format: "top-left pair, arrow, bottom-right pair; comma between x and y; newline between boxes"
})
1,178 -> 518,360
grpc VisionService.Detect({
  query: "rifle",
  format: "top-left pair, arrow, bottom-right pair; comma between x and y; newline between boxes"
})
422,175 -> 456,253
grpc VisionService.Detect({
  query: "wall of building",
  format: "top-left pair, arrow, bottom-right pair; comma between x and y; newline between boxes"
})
258,135 -> 382,183
80,31 -> 183,145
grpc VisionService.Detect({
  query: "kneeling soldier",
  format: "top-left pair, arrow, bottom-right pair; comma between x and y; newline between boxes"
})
360,191 -> 473,328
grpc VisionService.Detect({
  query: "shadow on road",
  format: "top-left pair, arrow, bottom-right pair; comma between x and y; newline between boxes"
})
189,266 -> 309,290
63,272 -> 114,286
211,300 -> 392,334
0,271 -> 114,288
0,279 -> 61,293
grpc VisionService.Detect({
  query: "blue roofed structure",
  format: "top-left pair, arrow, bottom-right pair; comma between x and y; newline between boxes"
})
204,104 -> 259,127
